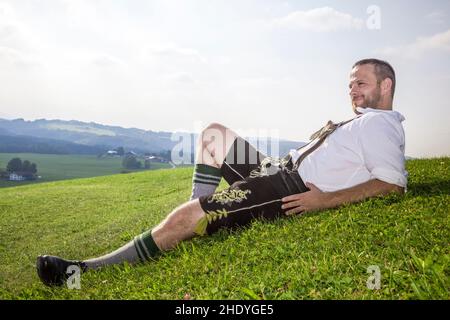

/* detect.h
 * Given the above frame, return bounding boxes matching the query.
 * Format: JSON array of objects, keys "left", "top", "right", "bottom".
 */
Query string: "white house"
[
  {"left": 9, "top": 173, "right": 26, "bottom": 181},
  {"left": 144, "top": 156, "right": 167, "bottom": 163}
]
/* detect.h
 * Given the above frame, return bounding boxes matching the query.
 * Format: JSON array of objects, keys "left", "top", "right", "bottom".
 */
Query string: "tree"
[
  {"left": 115, "top": 147, "right": 125, "bottom": 156},
  {"left": 30, "top": 163, "right": 37, "bottom": 174},
  {"left": 122, "top": 155, "right": 142, "bottom": 169},
  {"left": 22, "top": 160, "right": 31, "bottom": 173},
  {"left": 6, "top": 158, "right": 22, "bottom": 173},
  {"left": 158, "top": 150, "right": 171, "bottom": 161}
]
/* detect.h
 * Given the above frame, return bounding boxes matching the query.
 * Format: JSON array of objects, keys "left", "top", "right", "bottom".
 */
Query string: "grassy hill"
[{"left": 0, "top": 158, "right": 448, "bottom": 299}]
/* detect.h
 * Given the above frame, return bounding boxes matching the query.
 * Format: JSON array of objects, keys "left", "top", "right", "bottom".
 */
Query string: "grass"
[
  {"left": 0, "top": 158, "right": 448, "bottom": 299},
  {"left": 0, "top": 153, "right": 172, "bottom": 188}
]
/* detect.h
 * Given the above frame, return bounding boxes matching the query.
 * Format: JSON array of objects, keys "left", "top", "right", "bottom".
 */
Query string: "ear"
[{"left": 380, "top": 78, "right": 393, "bottom": 96}]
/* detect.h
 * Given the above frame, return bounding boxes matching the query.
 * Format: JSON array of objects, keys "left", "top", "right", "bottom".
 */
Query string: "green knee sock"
[
  {"left": 133, "top": 229, "right": 161, "bottom": 262},
  {"left": 190, "top": 164, "right": 222, "bottom": 200},
  {"left": 83, "top": 229, "right": 160, "bottom": 269}
]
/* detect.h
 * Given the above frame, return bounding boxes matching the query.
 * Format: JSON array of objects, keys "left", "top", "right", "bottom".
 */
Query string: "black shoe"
[{"left": 36, "top": 255, "right": 87, "bottom": 287}]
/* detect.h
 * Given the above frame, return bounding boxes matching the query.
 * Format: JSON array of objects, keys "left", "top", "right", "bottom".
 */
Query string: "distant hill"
[
  {"left": 0, "top": 118, "right": 305, "bottom": 158},
  {"left": 0, "top": 134, "right": 108, "bottom": 155},
  {"left": 0, "top": 118, "right": 175, "bottom": 154}
]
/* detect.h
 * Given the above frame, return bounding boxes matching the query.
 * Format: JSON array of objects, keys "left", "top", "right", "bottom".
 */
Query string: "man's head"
[{"left": 349, "top": 58, "right": 396, "bottom": 114}]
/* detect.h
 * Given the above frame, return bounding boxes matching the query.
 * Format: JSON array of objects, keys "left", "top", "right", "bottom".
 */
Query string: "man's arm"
[{"left": 281, "top": 179, "right": 404, "bottom": 215}]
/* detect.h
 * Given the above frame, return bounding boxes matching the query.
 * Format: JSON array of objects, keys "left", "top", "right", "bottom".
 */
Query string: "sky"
[{"left": 0, "top": 0, "right": 449, "bottom": 158}]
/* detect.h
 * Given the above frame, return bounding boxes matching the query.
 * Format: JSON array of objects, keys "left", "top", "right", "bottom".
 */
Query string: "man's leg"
[
  {"left": 37, "top": 124, "right": 266, "bottom": 286},
  {"left": 87, "top": 200, "right": 204, "bottom": 263},
  {"left": 37, "top": 167, "right": 307, "bottom": 286},
  {"left": 36, "top": 200, "right": 206, "bottom": 286},
  {"left": 190, "top": 123, "right": 240, "bottom": 200}
]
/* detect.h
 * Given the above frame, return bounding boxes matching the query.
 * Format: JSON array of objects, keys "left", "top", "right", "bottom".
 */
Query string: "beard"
[{"left": 352, "top": 85, "right": 382, "bottom": 113}]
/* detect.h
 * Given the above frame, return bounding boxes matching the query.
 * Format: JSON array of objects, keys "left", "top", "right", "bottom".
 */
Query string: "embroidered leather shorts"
[{"left": 196, "top": 137, "right": 309, "bottom": 236}]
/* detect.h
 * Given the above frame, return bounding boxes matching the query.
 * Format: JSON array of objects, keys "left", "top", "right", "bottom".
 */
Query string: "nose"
[{"left": 349, "top": 84, "right": 358, "bottom": 97}]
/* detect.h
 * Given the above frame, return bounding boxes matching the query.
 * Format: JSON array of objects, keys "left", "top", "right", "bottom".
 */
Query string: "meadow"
[
  {"left": 0, "top": 153, "right": 172, "bottom": 188},
  {"left": 0, "top": 158, "right": 448, "bottom": 299}
]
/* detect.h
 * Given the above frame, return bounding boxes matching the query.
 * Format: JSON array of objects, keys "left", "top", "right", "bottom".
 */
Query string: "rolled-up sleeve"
[{"left": 358, "top": 115, "right": 408, "bottom": 188}]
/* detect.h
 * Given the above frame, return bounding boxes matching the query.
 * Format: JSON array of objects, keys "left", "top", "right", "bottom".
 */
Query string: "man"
[{"left": 36, "top": 58, "right": 407, "bottom": 286}]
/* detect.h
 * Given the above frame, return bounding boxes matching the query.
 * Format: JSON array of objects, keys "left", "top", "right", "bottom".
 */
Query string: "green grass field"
[
  {"left": 0, "top": 158, "right": 448, "bottom": 300},
  {"left": 0, "top": 153, "right": 172, "bottom": 188}
]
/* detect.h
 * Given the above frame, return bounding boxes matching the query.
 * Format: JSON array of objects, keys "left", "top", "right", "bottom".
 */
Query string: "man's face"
[{"left": 349, "top": 64, "right": 382, "bottom": 114}]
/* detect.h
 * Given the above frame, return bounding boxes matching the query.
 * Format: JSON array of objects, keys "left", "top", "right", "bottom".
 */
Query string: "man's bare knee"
[
  {"left": 198, "top": 123, "right": 239, "bottom": 165},
  {"left": 203, "top": 122, "right": 228, "bottom": 133},
  {"left": 200, "top": 123, "right": 228, "bottom": 147}
]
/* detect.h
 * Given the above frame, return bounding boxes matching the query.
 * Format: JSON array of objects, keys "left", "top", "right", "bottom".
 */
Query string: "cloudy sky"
[{"left": 0, "top": 0, "right": 449, "bottom": 158}]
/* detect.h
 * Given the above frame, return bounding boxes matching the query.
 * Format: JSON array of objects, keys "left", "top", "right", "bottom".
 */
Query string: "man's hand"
[
  {"left": 281, "top": 179, "right": 404, "bottom": 216},
  {"left": 281, "top": 182, "right": 330, "bottom": 215}
]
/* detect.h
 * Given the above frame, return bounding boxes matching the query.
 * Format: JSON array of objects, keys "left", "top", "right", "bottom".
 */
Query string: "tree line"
[
  {"left": 0, "top": 157, "right": 38, "bottom": 180},
  {"left": 6, "top": 158, "right": 37, "bottom": 174}
]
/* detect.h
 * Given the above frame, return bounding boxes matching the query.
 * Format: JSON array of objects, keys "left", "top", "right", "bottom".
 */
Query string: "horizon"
[
  {"left": 0, "top": 0, "right": 449, "bottom": 158},
  {"left": 0, "top": 116, "right": 440, "bottom": 160},
  {"left": 0, "top": 116, "right": 303, "bottom": 143}
]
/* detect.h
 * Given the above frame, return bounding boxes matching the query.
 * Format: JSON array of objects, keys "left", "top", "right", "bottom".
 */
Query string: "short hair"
[{"left": 352, "top": 58, "right": 396, "bottom": 99}]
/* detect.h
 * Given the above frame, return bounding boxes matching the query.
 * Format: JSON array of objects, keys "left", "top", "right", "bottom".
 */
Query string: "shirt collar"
[{"left": 356, "top": 107, "right": 405, "bottom": 122}]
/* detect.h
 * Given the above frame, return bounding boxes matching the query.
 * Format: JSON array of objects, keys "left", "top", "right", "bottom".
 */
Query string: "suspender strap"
[{"left": 292, "top": 115, "right": 361, "bottom": 170}]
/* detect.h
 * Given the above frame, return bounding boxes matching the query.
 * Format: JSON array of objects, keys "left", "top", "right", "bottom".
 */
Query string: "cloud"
[
  {"left": 163, "top": 72, "right": 196, "bottom": 84},
  {"left": 144, "top": 43, "right": 207, "bottom": 63},
  {"left": 425, "top": 11, "right": 447, "bottom": 25},
  {"left": 0, "top": 2, "right": 20, "bottom": 41},
  {"left": 0, "top": 2, "right": 33, "bottom": 50},
  {"left": 91, "top": 54, "right": 125, "bottom": 68},
  {"left": 377, "top": 29, "right": 450, "bottom": 59},
  {"left": 62, "top": 0, "right": 101, "bottom": 31},
  {"left": 0, "top": 45, "right": 40, "bottom": 68},
  {"left": 0, "top": 23, "right": 18, "bottom": 40},
  {"left": 135, "top": 43, "right": 210, "bottom": 82},
  {"left": 0, "top": 2, "right": 15, "bottom": 20},
  {"left": 0, "top": 1, "right": 42, "bottom": 69},
  {"left": 270, "top": 7, "right": 364, "bottom": 32}
]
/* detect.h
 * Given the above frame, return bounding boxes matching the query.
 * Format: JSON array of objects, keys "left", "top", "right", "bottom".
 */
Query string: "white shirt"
[{"left": 289, "top": 107, "right": 408, "bottom": 192}]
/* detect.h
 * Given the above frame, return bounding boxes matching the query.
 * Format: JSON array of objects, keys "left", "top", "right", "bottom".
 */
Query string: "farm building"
[{"left": 8, "top": 172, "right": 36, "bottom": 181}]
